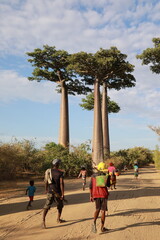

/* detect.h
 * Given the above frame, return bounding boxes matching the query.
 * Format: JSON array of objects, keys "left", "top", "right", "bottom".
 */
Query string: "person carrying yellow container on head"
[{"left": 89, "top": 162, "right": 110, "bottom": 233}]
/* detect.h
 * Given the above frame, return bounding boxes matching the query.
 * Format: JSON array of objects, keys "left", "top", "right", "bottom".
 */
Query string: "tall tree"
[
  {"left": 95, "top": 47, "right": 135, "bottom": 157},
  {"left": 137, "top": 38, "right": 160, "bottom": 74},
  {"left": 80, "top": 92, "right": 120, "bottom": 158},
  {"left": 69, "top": 52, "right": 104, "bottom": 164},
  {"left": 69, "top": 47, "right": 135, "bottom": 164},
  {"left": 26, "top": 45, "right": 90, "bottom": 148}
]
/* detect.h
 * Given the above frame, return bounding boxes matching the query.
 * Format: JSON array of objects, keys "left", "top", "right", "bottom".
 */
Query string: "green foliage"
[
  {"left": 42, "top": 141, "right": 92, "bottom": 177},
  {"left": 110, "top": 149, "right": 130, "bottom": 169},
  {"left": 105, "top": 156, "right": 127, "bottom": 170},
  {"left": 80, "top": 92, "right": 120, "bottom": 113},
  {"left": 137, "top": 38, "right": 160, "bottom": 74},
  {"left": 111, "top": 147, "right": 153, "bottom": 169},
  {"left": 0, "top": 143, "right": 20, "bottom": 180},
  {"left": 127, "top": 147, "right": 153, "bottom": 167},
  {"left": 0, "top": 139, "right": 154, "bottom": 180},
  {"left": 69, "top": 47, "right": 136, "bottom": 89},
  {"left": 153, "top": 146, "right": 160, "bottom": 169},
  {"left": 26, "top": 45, "right": 91, "bottom": 95},
  {"left": 0, "top": 140, "right": 92, "bottom": 180},
  {"left": 42, "top": 142, "right": 70, "bottom": 171},
  {"left": 68, "top": 142, "right": 92, "bottom": 176}
]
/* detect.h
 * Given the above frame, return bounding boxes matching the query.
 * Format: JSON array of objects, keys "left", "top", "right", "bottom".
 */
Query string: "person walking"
[
  {"left": 134, "top": 162, "right": 139, "bottom": 179},
  {"left": 78, "top": 166, "right": 87, "bottom": 191},
  {"left": 25, "top": 180, "right": 36, "bottom": 210},
  {"left": 108, "top": 162, "right": 117, "bottom": 190},
  {"left": 42, "top": 159, "right": 65, "bottom": 229},
  {"left": 89, "top": 162, "right": 110, "bottom": 233}
]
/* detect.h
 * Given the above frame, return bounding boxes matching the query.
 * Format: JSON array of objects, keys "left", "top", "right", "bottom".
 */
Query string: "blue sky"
[{"left": 0, "top": 0, "right": 160, "bottom": 151}]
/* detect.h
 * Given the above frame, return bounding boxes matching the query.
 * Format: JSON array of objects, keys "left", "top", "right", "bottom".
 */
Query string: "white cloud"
[
  {"left": 0, "top": 0, "right": 160, "bottom": 150},
  {"left": 0, "top": 0, "right": 159, "bottom": 55},
  {"left": 0, "top": 0, "right": 159, "bottom": 121},
  {"left": 0, "top": 70, "right": 59, "bottom": 103},
  {"left": 108, "top": 53, "right": 160, "bottom": 124}
]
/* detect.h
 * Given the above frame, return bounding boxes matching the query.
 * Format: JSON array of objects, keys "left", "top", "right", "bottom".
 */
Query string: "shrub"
[
  {"left": 111, "top": 147, "right": 153, "bottom": 169},
  {"left": 42, "top": 141, "right": 92, "bottom": 177},
  {"left": 153, "top": 145, "right": 160, "bottom": 169},
  {"left": 127, "top": 147, "right": 153, "bottom": 167}
]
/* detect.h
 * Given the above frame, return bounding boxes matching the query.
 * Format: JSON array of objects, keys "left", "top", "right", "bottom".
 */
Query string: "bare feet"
[
  {"left": 101, "top": 227, "right": 109, "bottom": 233},
  {"left": 42, "top": 221, "right": 46, "bottom": 229},
  {"left": 91, "top": 223, "right": 97, "bottom": 233},
  {"left": 57, "top": 219, "right": 66, "bottom": 223}
]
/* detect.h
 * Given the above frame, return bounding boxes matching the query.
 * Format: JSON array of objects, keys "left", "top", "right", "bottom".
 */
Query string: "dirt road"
[{"left": 0, "top": 165, "right": 160, "bottom": 240}]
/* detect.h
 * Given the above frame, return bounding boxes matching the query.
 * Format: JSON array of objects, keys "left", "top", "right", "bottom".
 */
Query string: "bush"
[
  {"left": 127, "top": 147, "right": 153, "bottom": 167},
  {"left": 111, "top": 147, "right": 153, "bottom": 169},
  {"left": 0, "top": 139, "right": 154, "bottom": 180},
  {"left": 153, "top": 145, "right": 160, "bottom": 169},
  {"left": 42, "top": 141, "right": 92, "bottom": 177},
  {"left": 0, "top": 143, "right": 20, "bottom": 180},
  {"left": 0, "top": 140, "right": 44, "bottom": 180}
]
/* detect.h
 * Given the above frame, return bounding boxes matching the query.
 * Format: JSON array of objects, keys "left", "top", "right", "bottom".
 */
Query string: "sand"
[{"left": 0, "top": 165, "right": 160, "bottom": 240}]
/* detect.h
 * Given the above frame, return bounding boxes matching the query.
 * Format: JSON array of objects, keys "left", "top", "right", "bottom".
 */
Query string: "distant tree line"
[{"left": 0, "top": 140, "right": 154, "bottom": 180}]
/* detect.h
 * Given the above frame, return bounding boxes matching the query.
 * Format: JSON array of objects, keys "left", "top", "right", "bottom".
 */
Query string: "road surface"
[{"left": 0, "top": 165, "right": 160, "bottom": 240}]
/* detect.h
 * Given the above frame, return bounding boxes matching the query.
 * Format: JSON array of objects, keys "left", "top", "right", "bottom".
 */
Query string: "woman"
[{"left": 108, "top": 162, "right": 116, "bottom": 190}]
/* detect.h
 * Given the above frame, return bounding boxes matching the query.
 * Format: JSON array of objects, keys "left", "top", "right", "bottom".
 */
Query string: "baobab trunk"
[
  {"left": 92, "top": 79, "right": 104, "bottom": 166},
  {"left": 59, "top": 81, "right": 69, "bottom": 148},
  {"left": 102, "top": 82, "right": 110, "bottom": 158}
]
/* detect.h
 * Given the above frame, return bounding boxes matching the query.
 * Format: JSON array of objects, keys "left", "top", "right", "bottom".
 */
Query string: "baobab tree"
[
  {"left": 95, "top": 47, "right": 135, "bottom": 158},
  {"left": 27, "top": 45, "right": 90, "bottom": 148},
  {"left": 69, "top": 47, "right": 135, "bottom": 164}
]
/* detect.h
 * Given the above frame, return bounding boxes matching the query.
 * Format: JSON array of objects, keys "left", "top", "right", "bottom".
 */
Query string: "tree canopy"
[
  {"left": 68, "top": 47, "right": 136, "bottom": 89},
  {"left": 137, "top": 38, "right": 160, "bottom": 74},
  {"left": 26, "top": 45, "right": 91, "bottom": 95},
  {"left": 80, "top": 92, "right": 120, "bottom": 113}
]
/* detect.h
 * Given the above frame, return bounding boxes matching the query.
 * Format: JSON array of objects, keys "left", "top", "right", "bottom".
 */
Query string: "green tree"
[
  {"left": 80, "top": 92, "right": 120, "bottom": 113},
  {"left": 42, "top": 141, "right": 92, "bottom": 176},
  {"left": 138, "top": 38, "right": 160, "bottom": 146},
  {"left": 137, "top": 38, "right": 160, "bottom": 74},
  {"left": 26, "top": 45, "right": 90, "bottom": 148},
  {"left": 69, "top": 47, "right": 135, "bottom": 164}
]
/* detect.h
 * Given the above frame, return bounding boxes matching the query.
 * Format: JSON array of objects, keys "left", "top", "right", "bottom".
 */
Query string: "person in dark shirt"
[
  {"left": 89, "top": 162, "right": 110, "bottom": 233},
  {"left": 42, "top": 159, "right": 65, "bottom": 228}
]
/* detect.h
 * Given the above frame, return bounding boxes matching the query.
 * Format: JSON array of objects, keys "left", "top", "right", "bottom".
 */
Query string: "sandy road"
[{"left": 0, "top": 165, "right": 160, "bottom": 240}]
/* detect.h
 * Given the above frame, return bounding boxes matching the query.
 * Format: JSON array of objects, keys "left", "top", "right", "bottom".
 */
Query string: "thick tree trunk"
[
  {"left": 59, "top": 81, "right": 69, "bottom": 148},
  {"left": 102, "top": 82, "right": 110, "bottom": 158},
  {"left": 92, "top": 79, "right": 104, "bottom": 166}
]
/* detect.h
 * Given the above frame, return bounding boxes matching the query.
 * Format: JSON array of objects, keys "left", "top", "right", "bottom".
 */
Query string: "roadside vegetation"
[{"left": 0, "top": 140, "right": 154, "bottom": 180}]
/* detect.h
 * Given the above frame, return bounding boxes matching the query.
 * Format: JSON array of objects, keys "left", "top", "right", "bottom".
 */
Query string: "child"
[
  {"left": 78, "top": 167, "right": 87, "bottom": 191},
  {"left": 26, "top": 180, "right": 36, "bottom": 210},
  {"left": 134, "top": 163, "right": 139, "bottom": 179}
]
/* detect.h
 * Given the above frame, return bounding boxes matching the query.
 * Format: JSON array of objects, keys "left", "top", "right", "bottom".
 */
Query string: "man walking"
[
  {"left": 42, "top": 159, "right": 65, "bottom": 228},
  {"left": 89, "top": 162, "right": 110, "bottom": 233}
]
